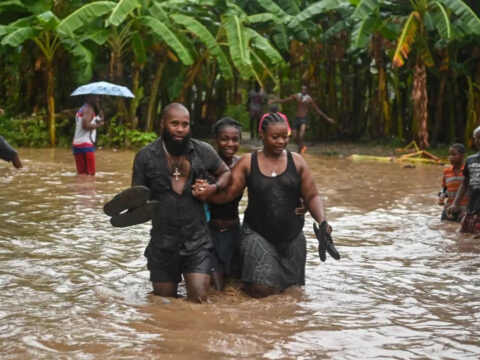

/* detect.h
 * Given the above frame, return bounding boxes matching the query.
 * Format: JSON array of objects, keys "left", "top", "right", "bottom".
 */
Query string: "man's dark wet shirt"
[
  {"left": 463, "top": 153, "right": 480, "bottom": 215},
  {"left": 132, "top": 138, "right": 223, "bottom": 255}
]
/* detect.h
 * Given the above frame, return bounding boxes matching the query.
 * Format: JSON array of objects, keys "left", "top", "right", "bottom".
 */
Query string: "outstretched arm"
[
  {"left": 311, "top": 100, "right": 335, "bottom": 124},
  {"left": 270, "top": 93, "right": 296, "bottom": 104}
]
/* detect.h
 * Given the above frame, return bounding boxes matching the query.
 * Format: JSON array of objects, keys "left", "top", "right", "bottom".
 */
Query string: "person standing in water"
[
  {"left": 208, "top": 117, "right": 243, "bottom": 290},
  {"left": 72, "top": 94, "right": 104, "bottom": 175},
  {"left": 438, "top": 143, "right": 468, "bottom": 222},
  {"left": 131, "top": 103, "right": 231, "bottom": 303},
  {"left": 193, "top": 113, "right": 332, "bottom": 298},
  {"left": 448, "top": 126, "right": 480, "bottom": 234},
  {"left": 271, "top": 85, "right": 334, "bottom": 154},
  {"left": 246, "top": 82, "right": 267, "bottom": 140}
]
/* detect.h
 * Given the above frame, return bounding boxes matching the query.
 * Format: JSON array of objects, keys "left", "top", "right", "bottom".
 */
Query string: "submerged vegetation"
[{"left": 0, "top": 0, "right": 479, "bottom": 149}]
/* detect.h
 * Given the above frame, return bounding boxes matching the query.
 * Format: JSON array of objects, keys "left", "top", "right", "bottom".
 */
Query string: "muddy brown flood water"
[{"left": 0, "top": 147, "right": 479, "bottom": 359}]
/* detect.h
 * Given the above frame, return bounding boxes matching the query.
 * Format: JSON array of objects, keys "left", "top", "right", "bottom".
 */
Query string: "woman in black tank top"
[{"left": 193, "top": 113, "right": 332, "bottom": 298}]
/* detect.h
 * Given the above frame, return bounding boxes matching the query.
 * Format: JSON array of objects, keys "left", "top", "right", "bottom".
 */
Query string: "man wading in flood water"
[
  {"left": 271, "top": 85, "right": 334, "bottom": 154},
  {"left": 131, "top": 103, "right": 231, "bottom": 303}
]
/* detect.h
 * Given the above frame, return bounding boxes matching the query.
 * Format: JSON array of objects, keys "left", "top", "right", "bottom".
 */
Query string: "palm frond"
[{"left": 392, "top": 12, "right": 419, "bottom": 68}]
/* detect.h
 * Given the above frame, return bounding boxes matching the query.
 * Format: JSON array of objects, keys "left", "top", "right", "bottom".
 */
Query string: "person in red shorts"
[
  {"left": 448, "top": 127, "right": 480, "bottom": 233},
  {"left": 72, "top": 95, "right": 104, "bottom": 175},
  {"left": 438, "top": 143, "right": 468, "bottom": 222}
]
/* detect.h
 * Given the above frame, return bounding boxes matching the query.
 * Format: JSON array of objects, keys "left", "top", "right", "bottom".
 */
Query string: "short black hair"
[
  {"left": 213, "top": 117, "right": 242, "bottom": 135},
  {"left": 450, "top": 143, "right": 466, "bottom": 154},
  {"left": 260, "top": 112, "right": 286, "bottom": 132}
]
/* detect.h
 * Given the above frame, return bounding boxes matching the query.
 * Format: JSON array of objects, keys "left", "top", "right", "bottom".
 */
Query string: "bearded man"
[{"left": 131, "top": 103, "right": 231, "bottom": 302}]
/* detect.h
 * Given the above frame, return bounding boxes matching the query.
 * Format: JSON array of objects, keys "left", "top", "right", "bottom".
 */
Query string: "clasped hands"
[{"left": 192, "top": 178, "right": 217, "bottom": 202}]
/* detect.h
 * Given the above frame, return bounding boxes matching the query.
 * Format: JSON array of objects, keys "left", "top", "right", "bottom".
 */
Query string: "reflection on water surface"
[{"left": 0, "top": 148, "right": 479, "bottom": 359}]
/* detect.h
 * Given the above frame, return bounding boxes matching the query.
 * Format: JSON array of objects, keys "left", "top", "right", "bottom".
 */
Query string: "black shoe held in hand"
[
  {"left": 313, "top": 221, "right": 340, "bottom": 261},
  {"left": 103, "top": 186, "right": 151, "bottom": 217},
  {"left": 110, "top": 200, "right": 158, "bottom": 228}
]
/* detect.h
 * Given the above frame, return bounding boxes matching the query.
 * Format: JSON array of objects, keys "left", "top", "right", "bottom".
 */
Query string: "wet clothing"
[
  {"left": 240, "top": 223, "right": 306, "bottom": 290},
  {"left": 74, "top": 152, "right": 96, "bottom": 176},
  {"left": 244, "top": 150, "right": 304, "bottom": 245},
  {"left": 292, "top": 117, "right": 308, "bottom": 130},
  {"left": 72, "top": 104, "right": 99, "bottom": 175},
  {"left": 462, "top": 153, "right": 480, "bottom": 215},
  {"left": 132, "top": 138, "right": 224, "bottom": 273},
  {"left": 210, "top": 223, "right": 241, "bottom": 277},
  {"left": 0, "top": 135, "right": 18, "bottom": 162},
  {"left": 209, "top": 195, "right": 241, "bottom": 221},
  {"left": 148, "top": 243, "right": 214, "bottom": 283},
  {"left": 441, "top": 165, "right": 468, "bottom": 208},
  {"left": 460, "top": 213, "right": 480, "bottom": 234}
]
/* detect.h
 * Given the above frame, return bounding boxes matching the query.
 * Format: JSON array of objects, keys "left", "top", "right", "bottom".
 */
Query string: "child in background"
[
  {"left": 449, "top": 127, "right": 480, "bottom": 233},
  {"left": 439, "top": 143, "right": 468, "bottom": 221}
]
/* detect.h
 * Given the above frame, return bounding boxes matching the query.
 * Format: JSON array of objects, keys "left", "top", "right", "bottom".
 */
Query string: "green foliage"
[
  {"left": 99, "top": 116, "right": 157, "bottom": 148},
  {"left": 224, "top": 103, "right": 250, "bottom": 130},
  {"left": 125, "top": 129, "right": 158, "bottom": 148},
  {"left": 0, "top": 115, "right": 50, "bottom": 147}
]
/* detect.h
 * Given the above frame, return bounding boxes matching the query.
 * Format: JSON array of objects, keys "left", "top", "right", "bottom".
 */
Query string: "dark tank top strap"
[{"left": 250, "top": 150, "right": 259, "bottom": 175}]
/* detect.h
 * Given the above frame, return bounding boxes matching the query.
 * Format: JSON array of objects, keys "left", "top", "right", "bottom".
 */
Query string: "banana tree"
[
  {"left": 350, "top": 0, "right": 400, "bottom": 137},
  {"left": 392, "top": 0, "right": 480, "bottom": 148},
  {"left": 0, "top": 1, "right": 115, "bottom": 146}
]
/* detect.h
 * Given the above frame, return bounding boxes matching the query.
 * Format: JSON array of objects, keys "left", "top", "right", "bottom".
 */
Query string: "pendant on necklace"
[
  {"left": 271, "top": 171, "right": 277, "bottom": 177},
  {"left": 173, "top": 167, "right": 180, "bottom": 181}
]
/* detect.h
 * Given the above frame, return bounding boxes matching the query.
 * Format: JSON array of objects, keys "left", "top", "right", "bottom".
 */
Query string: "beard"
[{"left": 162, "top": 127, "right": 191, "bottom": 156}]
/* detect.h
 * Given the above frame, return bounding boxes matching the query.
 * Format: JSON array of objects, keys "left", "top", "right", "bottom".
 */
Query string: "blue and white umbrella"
[{"left": 70, "top": 81, "right": 134, "bottom": 98}]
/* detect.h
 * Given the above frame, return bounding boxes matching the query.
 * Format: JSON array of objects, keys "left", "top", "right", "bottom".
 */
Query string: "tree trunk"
[
  {"left": 432, "top": 72, "right": 447, "bottom": 145},
  {"left": 391, "top": 69, "right": 404, "bottom": 140},
  {"left": 129, "top": 64, "right": 143, "bottom": 130},
  {"left": 412, "top": 58, "right": 429, "bottom": 148},
  {"left": 146, "top": 61, "right": 165, "bottom": 132},
  {"left": 46, "top": 60, "right": 55, "bottom": 147},
  {"left": 372, "top": 33, "right": 391, "bottom": 137}
]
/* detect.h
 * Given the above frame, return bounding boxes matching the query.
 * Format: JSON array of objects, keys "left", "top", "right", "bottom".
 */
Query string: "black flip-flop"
[
  {"left": 110, "top": 200, "right": 158, "bottom": 228},
  {"left": 313, "top": 221, "right": 340, "bottom": 261},
  {"left": 103, "top": 186, "right": 151, "bottom": 217}
]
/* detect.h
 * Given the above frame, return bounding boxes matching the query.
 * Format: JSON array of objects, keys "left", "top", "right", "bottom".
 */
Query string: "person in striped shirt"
[{"left": 439, "top": 143, "right": 468, "bottom": 222}]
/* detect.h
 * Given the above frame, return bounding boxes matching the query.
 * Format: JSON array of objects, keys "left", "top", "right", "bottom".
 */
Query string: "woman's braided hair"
[
  {"left": 213, "top": 117, "right": 242, "bottom": 136},
  {"left": 260, "top": 112, "right": 286, "bottom": 132}
]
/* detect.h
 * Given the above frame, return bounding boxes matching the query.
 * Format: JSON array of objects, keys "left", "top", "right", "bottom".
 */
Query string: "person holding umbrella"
[
  {"left": 72, "top": 94, "right": 104, "bottom": 175},
  {"left": 70, "top": 81, "right": 134, "bottom": 175}
]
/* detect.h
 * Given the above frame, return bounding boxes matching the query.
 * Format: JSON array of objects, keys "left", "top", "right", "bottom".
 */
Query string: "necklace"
[
  {"left": 263, "top": 152, "right": 283, "bottom": 177},
  {"left": 162, "top": 142, "right": 183, "bottom": 181}
]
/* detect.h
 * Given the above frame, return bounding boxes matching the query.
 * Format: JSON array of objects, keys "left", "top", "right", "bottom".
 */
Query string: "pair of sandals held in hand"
[
  {"left": 313, "top": 221, "right": 340, "bottom": 262},
  {"left": 103, "top": 186, "right": 156, "bottom": 227}
]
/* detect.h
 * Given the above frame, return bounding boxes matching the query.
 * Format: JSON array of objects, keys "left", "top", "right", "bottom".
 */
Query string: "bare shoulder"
[
  {"left": 291, "top": 151, "right": 309, "bottom": 173},
  {"left": 291, "top": 151, "right": 307, "bottom": 165},
  {"left": 238, "top": 153, "right": 252, "bottom": 166}
]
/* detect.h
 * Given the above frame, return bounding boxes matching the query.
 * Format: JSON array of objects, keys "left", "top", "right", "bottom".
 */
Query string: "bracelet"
[{"left": 214, "top": 183, "right": 220, "bottom": 193}]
